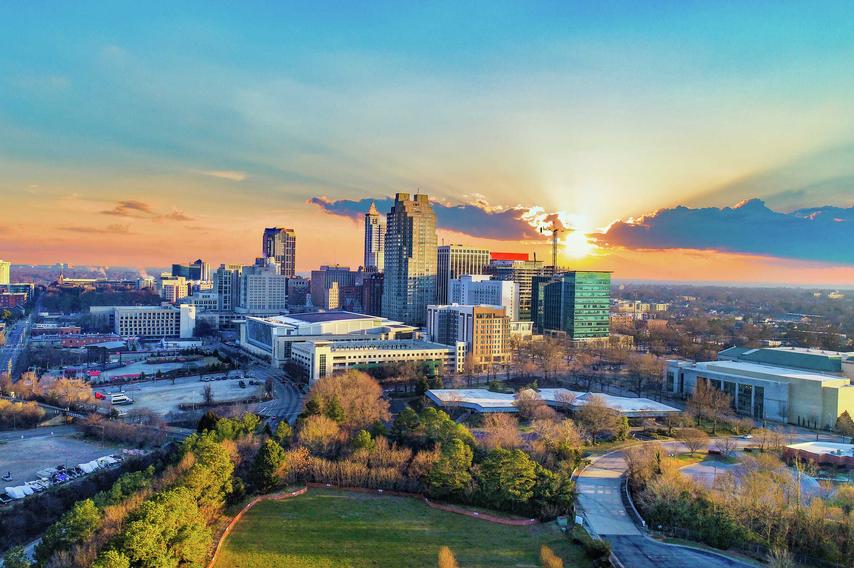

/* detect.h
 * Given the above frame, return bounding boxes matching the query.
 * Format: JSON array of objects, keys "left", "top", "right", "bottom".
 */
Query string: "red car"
[{"left": 94, "top": 392, "right": 106, "bottom": 400}]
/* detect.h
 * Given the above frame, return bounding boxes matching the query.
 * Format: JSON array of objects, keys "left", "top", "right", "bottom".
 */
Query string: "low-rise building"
[
  {"left": 90, "top": 305, "right": 196, "bottom": 339},
  {"left": 239, "top": 311, "right": 419, "bottom": 368},
  {"left": 425, "top": 388, "right": 679, "bottom": 417},
  {"left": 718, "top": 346, "right": 854, "bottom": 380},
  {"left": 292, "top": 339, "right": 465, "bottom": 383},
  {"left": 666, "top": 359, "right": 854, "bottom": 428}
]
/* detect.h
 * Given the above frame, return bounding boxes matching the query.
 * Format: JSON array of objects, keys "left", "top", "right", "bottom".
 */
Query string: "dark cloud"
[
  {"left": 309, "top": 196, "right": 544, "bottom": 240},
  {"left": 99, "top": 201, "right": 193, "bottom": 223},
  {"left": 595, "top": 199, "right": 853, "bottom": 264},
  {"left": 61, "top": 224, "right": 132, "bottom": 235},
  {"left": 162, "top": 209, "right": 194, "bottom": 222},
  {"left": 100, "top": 200, "right": 156, "bottom": 218}
]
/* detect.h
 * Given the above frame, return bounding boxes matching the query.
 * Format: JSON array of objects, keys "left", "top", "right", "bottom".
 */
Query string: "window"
[
  {"left": 737, "top": 383, "right": 753, "bottom": 415},
  {"left": 753, "top": 386, "right": 764, "bottom": 419}
]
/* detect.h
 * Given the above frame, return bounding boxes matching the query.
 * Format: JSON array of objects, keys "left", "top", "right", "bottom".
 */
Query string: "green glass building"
[{"left": 531, "top": 271, "right": 611, "bottom": 339}]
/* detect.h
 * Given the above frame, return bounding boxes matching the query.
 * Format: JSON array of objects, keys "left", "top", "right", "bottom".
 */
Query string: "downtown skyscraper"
[
  {"left": 363, "top": 201, "right": 385, "bottom": 271},
  {"left": 381, "top": 193, "right": 437, "bottom": 327},
  {"left": 261, "top": 228, "right": 296, "bottom": 277}
]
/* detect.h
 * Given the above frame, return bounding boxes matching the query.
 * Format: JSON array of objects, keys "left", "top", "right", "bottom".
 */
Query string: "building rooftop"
[
  {"left": 718, "top": 345, "right": 852, "bottom": 374},
  {"left": 693, "top": 360, "right": 847, "bottom": 383},
  {"left": 787, "top": 441, "right": 854, "bottom": 457},
  {"left": 288, "top": 311, "right": 372, "bottom": 323},
  {"left": 313, "top": 339, "right": 452, "bottom": 351},
  {"left": 426, "top": 388, "right": 680, "bottom": 416}
]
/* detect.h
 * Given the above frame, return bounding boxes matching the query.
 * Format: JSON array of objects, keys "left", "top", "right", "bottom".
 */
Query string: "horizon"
[{"left": 1, "top": 3, "right": 852, "bottom": 285}]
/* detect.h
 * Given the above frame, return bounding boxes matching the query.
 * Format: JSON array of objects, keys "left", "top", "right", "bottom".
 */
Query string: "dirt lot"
[
  {"left": 0, "top": 428, "right": 119, "bottom": 484},
  {"left": 98, "top": 375, "right": 263, "bottom": 416}
]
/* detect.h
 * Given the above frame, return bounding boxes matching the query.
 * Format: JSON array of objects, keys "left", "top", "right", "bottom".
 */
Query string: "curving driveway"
[{"left": 575, "top": 442, "right": 756, "bottom": 568}]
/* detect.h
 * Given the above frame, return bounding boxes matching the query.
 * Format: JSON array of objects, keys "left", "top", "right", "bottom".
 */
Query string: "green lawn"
[{"left": 215, "top": 489, "right": 591, "bottom": 568}]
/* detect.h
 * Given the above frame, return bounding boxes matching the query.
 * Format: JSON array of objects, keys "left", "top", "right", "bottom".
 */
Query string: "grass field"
[{"left": 214, "top": 489, "right": 592, "bottom": 568}]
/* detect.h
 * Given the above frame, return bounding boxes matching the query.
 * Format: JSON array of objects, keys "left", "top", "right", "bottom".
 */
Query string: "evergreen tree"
[
  {"left": 252, "top": 438, "right": 287, "bottom": 492},
  {"left": 426, "top": 439, "right": 473, "bottom": 497},
  {"left": 197, "top": 410, "right": 220, "bottom": 433}
]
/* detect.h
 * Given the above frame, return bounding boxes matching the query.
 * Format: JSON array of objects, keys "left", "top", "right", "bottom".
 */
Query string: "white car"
[{"left": 110, "top": 393, "right": 134, "bottom": 405}]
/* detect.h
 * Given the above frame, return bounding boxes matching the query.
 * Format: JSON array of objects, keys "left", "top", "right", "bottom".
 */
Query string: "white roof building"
[{"left": 426, "top": 388, "right": 680, "bottom": 417}]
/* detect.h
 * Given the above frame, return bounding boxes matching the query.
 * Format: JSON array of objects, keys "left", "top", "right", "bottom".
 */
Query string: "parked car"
[
  {"left": 238, "top": 380, "right": 246, "bottom": 389},
  {"left": 110, "top": 393, "right": 134, "bottom": 405}
]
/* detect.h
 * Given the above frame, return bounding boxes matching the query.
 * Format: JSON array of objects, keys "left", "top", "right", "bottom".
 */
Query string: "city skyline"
[{"left": 1, "top": 3, "right": 853, "bottom": 285}]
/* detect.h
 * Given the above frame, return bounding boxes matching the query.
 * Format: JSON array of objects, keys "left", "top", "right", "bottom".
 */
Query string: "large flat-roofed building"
[
  {"left": 237, "top": 263, "right": 288, "bottom": 315},
  {"left": 89, "top": 304, "right": 196, "bottom": 339},
  {"left": 239, "top": 310, "right": 419, "bottom": 368},
  {"left": 292, "top": 339, "right": 465, "bottom": 383},
  {"left": 426, "top": 388, "right": 679, "bottom": 417},
  {"left": 666, "top": 359, "right": 854, "bottom": 429},
  {"left": 719, "top": 346, "right": 854, "bottom": 380}
]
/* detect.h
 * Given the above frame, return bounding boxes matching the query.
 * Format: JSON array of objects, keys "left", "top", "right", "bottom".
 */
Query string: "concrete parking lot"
[
  {"left": 0, "top": 428, "right": 118, "bottom": 483},
  {"left": 100, "top": 374, "right": 263, "bottom": 416}
]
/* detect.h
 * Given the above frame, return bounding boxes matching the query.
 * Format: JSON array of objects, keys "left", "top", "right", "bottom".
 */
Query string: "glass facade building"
[{"left": 530, "top": 271, "right": 611, "bottom": 339}]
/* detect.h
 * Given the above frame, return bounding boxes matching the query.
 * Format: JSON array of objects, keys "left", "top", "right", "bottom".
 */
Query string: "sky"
[{"left": 0, "top": 2, "right": 852, "bottom": 286}]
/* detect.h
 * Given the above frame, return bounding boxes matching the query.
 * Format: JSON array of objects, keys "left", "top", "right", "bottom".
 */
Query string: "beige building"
[
  {"left": 160, "top": 274, "right": 190, "bottom": 303},
  {"left": 426, "top": 304, "right": 511, "bottom": 371},
  {"left": 667, "top": 359, "right": 854, "bottom": 429},
  {"left": 0, "top": 260, "right": 10, "bottom": 286}
]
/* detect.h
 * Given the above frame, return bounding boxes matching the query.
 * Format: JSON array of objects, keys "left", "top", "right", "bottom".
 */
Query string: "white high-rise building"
[
  {"left": 237, "top": 262, "right": 288, "bottom": 315},
  {"left": 449, "top": 275, "right": 519, "bottom": 321},
  {"left": 381, "top": 193, "right": 438, "bottom": 327},
  {"left": 0, "top": 260, "right": 10, "bottom": 286},
  {"left": 436, "top": 245, "right": 490, "bottom": 304},
  {"left": 364, "top": 201, "right": 385, "bottom": 271}
]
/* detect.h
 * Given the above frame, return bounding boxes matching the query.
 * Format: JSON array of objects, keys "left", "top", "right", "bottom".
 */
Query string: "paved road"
[
  {"left": 251, "top": 365, "right": 303, "bottom": 424},
  {"left": 576, "top": 430, "right": 837, "bottom": 567},
  {"left": 0, "top": 317, "right": 30, "bottom": 377}
]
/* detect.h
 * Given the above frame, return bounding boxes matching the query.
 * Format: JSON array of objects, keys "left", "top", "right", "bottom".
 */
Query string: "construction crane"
[{"left": 539, "top": 221, "right": 564, "bottom": 275}]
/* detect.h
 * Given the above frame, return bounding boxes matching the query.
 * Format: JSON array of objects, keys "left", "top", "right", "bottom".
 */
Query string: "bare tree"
[
  {"left": 714, "top": 436, "right": 738, "bottom": 457},
  {"left": 575, "top": 395, "right": 622, "bottom": 444},
  {"left": 678, "top": 427, "right": 709, "bottom": 455},
  {"left": 202, "top": 384, "right": 214, "bottom": 406},
  {"left": 686, "top": 379, "right": 731, "bottom": 434},
  {"left": 513, "top": 389, "right": 546, "bottom": 421},
  {"left": 481, "top": 413, "right": 523, "bottom": 450}
]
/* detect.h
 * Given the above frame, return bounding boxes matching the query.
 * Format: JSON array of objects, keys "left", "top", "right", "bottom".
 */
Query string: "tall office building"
[
  {"left": 310, "top": 265, "right": 359, "bottom": 310},
  {"left": 0, "top": 260, "right": 10, "bottom": 286},
  {"left": 214, "top": 264, "right": 244, "bottom": 313},
  {"left": 361, "top": 271, "right": 384, "bottom": 316},
  {"left": 262, "top": 228, "right": 297, "bottom": 277},
  {"left": 381, "top": 193, "right": 438, "bottom": 327},
  {"left": 530, "top": 271, "right": 611, "bottom": 339},
  {"left": 487, "top": 252, "right": 545, "bottom": 321},
  {"left": 237, "top": 262, "right": 288, "bottom": 315},
  {"left": 436, "top": 245, "right": 490, "bottom": 304},
  {"left": 364, "top": 201, "right": 385, "bottom": 271}
]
